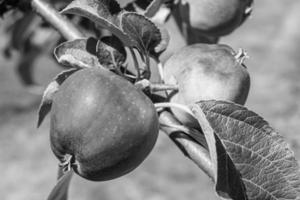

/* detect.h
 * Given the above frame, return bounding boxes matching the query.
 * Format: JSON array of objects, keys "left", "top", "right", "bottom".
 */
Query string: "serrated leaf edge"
[{"left": 120, "top": 11, "right": 162, "bottom": 54}]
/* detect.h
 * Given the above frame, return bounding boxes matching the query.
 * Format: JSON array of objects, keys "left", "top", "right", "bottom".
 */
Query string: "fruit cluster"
[{"left": 35, "top": 0, "right": 252, "bottom": 182}]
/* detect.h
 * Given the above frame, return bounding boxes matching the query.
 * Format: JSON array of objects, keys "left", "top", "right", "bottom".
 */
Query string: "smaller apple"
[
  {"left": 176, "top": 0, "right": 253, "bottom": 37},
  {"left": 164, "top": 43, "right": 250, "bottom": 128}
]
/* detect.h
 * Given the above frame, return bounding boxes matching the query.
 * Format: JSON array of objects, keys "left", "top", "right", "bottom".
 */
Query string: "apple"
[
  {"left": 163, "top": 43, "right": 250, "bottom": 128},
  {"left": 176, "top": 0, "right": 253, "bottom": 37},
  {"left": 50, "top": 67, "right": 159, "bottom": 181}
]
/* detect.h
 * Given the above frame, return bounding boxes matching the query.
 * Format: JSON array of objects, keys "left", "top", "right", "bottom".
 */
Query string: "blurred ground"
[{"left": 1, "top": 0, "right": 300, "bottom": 199}]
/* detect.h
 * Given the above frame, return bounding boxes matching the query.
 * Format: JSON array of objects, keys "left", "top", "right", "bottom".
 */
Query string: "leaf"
[
  {"left": 37, "top": 68, "right": 79, "bottom": 127},
  {"left": 61, "top": 0, "right": 132, "bottom": 46},
  {"left": 192, "top": 101, "right": 247, "bottom": 200},
  {"left": 47, "top": 170, "right": 73, "bottom": 200},
  {"left": 54, "top": 37, "right": 100, "bottom": 68},
  {"left": 191, "top": 100, "right": 300, "bottom": 200},
  {"left": 96, "top": 35, "right": 127, "bottom": 69},
  {"left": 54, "top": 37, "right": 103, "bottom": 69},
  {"left": 144, "top": 0, "right": 164, "bottom": 18},
  {"left": 121, "top": 12, "right": 162, "bottom": 56}
]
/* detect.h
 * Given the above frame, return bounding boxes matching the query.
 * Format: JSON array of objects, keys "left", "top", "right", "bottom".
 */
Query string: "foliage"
[{"left": 2, "top": 0, "right": 300, "bottom": 200}]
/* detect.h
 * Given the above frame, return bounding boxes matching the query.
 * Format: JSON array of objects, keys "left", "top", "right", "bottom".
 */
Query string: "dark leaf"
[
  {"left": 47, "top": 170, "right": 73, "bottom": 200},
  {"left": 96, "top": 35, "right": 126, "bottom": 69},
  {"left": 192, "top": 100, "right": 300, "bottom": 200},
  {"left": 37, "top": 68, "right": 79, "bottom": 127},
  {"left": 61, "top": 0, "right": 132, "bottom": 46},
  {"left": 54, "top": 37, "right": 102, "bottom": 68},
  {"left": 121, "top": 12, "right": 162, "bottom": 56}
]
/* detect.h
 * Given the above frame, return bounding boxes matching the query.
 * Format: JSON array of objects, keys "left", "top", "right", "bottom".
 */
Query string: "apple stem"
[
  {"left": 150, "top": 83, "right": 178, "bottom": 92},
  {"left": 144, "top": 53, "right": 151, "bottom": 79},
  {"left": 154, "top": 102, "right": 194, "bottom": 117},
  {"left": 135, "top": 80, "right": 178, "bottom": 93},
  {"left": 157, "top": 62, "right": 165, "bottom": 82}
]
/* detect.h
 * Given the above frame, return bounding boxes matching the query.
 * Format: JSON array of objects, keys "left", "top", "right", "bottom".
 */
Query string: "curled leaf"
[
  {"left": 37, "top": 68, "right": 79, "bottom": 127},
  {"left": 54, "top": 37, "right": 102, "bottom": 68},
  {"left": 192, "top": 100, "right": 300, "bottom": 200}
]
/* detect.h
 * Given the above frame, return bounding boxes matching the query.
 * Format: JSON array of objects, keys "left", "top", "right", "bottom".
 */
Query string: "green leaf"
[
  {"left": 96, "top": 35, "right": 127, "bottom": 69},
  {"left": 121, "top": 12, "right": 162, "bottom": 56},
  {"left": 47, "top": 170, "right": 73, "bottom": 200},
  {"left": 37, "top": 68, "right": 79, "bottom": 127},
  {"left": 54, "top": 37, "right": 102, "bottom": 69},
  {"left": 61, "top": 0, "right": 132, "bottom": 46},
  {"left": 192, "top": 100, "right": 300, "bottom": 200}
]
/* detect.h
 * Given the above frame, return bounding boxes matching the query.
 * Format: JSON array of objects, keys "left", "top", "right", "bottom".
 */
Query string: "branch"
[
  {"left": 158, "top": 110, "right": 214, "bottom": 182},
  {"left": 30, "top": 0, "right": 84, "bottom": 40}
]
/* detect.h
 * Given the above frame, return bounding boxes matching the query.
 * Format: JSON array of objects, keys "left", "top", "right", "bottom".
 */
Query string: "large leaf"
[
  {"left": 61, "top": 0, "right": 132, "bottom": 46},
  {"left": 37, "top": 68, "right": 79, "bottom": 127},
  {"left": 54, "top": 37, "right": 102, "bottom": 69},
  {"left": 47, "top": 170, "right": 73, "bottom": 200},
  {"left": 121, "top": 12, "right": 162, "bottom": 56},
  {"left": 191, "top": 100, "right": 300, "bottom": 200}
]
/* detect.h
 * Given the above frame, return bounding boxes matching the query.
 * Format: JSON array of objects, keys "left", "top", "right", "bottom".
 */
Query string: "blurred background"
[{"left": 1, "top": 0, "right": 300, "bottom": 199}]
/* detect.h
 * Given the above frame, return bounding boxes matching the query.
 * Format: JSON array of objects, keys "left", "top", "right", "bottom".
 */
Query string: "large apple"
[
  {"left": 164, "top": 43, "right": 250, "bottom": 128},
  {"left": 50, "top": 67, "right": 159, "bottom": 181}
]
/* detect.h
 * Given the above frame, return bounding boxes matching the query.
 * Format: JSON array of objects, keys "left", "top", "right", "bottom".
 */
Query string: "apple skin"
[
  {"left": 164, "top": 43, "right": 250, "bottom": 128},
  {"left": 177, "top": 0, "right": 253, "bottom": 37},
  {"left": 50, "top": 68, "right": 159, "bottom": 181}
]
